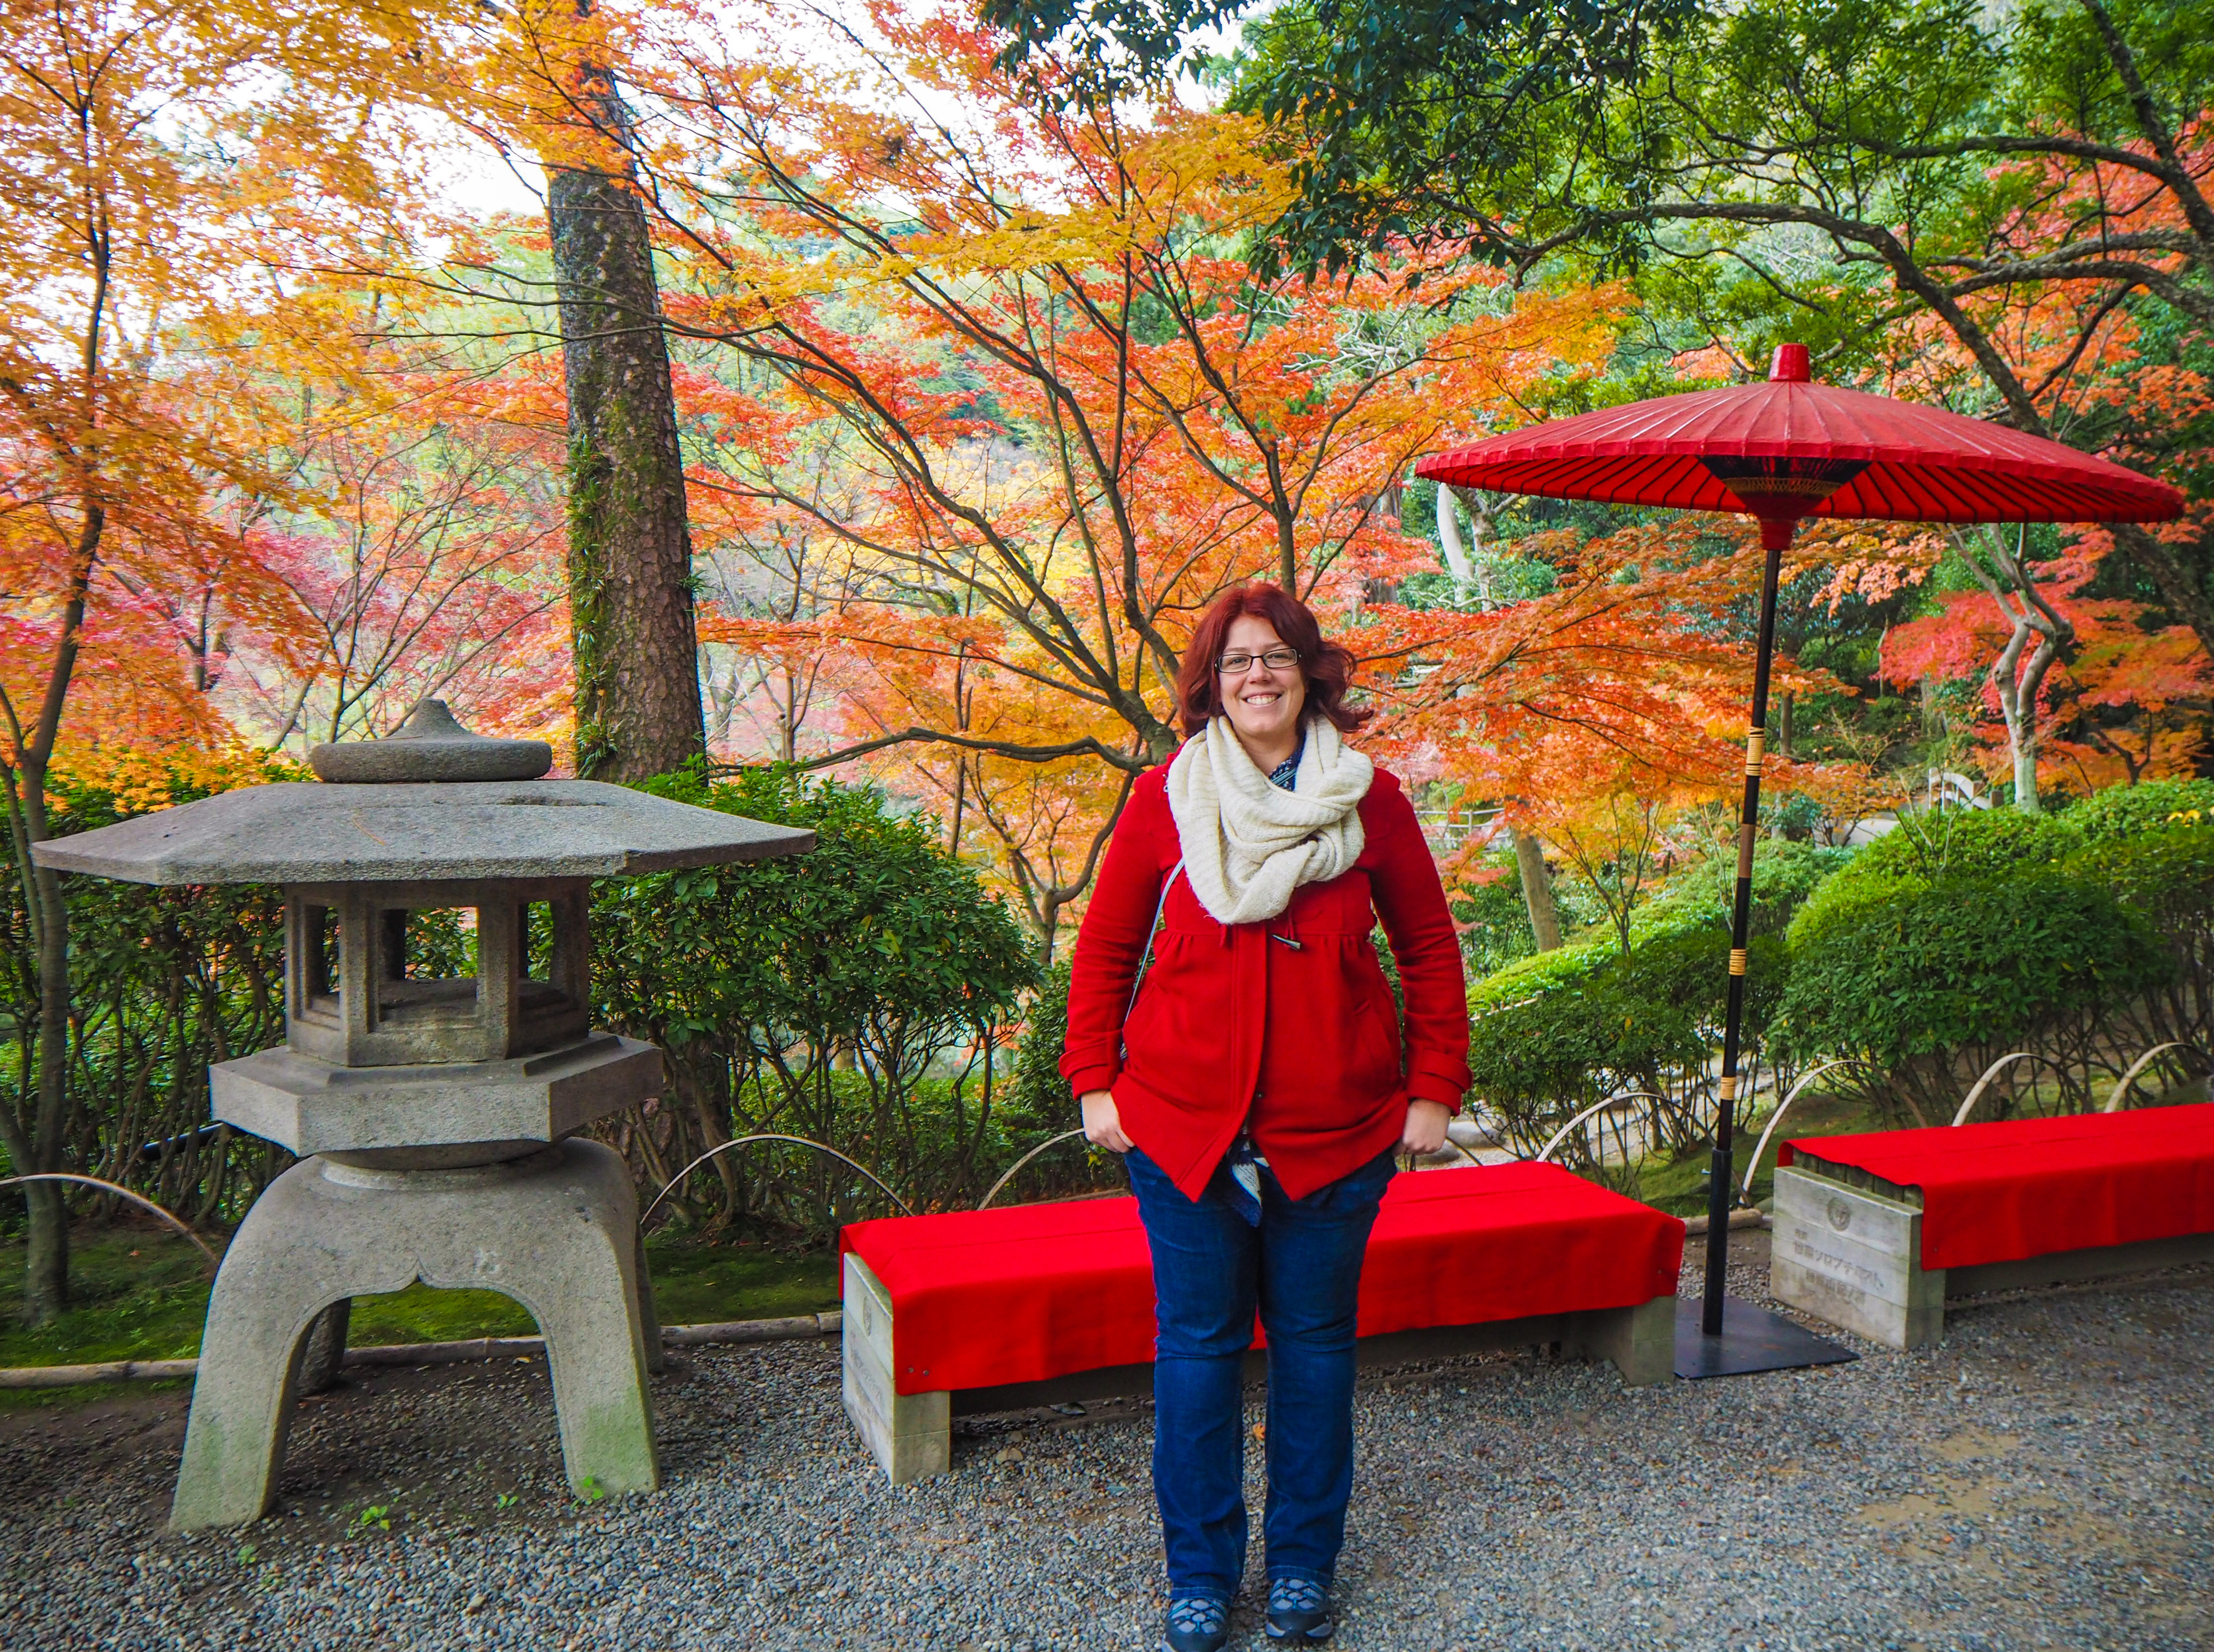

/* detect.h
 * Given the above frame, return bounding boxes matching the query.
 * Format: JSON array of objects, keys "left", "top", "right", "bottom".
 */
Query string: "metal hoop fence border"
[
  {"left": 977, "top": 1129, "right": 1093, "bottom": 1210},
  {"left": 0, "top": 1174, "right": 220, "bottom": 1271},
  {"left": 1533, "top": 1092, "right": 1678, "bottom": 1166},
  {"left": 2103, "top": 1042, "right": 2204, "bottom": 1112},
  {"left": 640, "top": 1135, "right": 915, "bottom": 1228},
  {"left": 1737, "top": 1058, "right": 1887, "bottom": 1208}
]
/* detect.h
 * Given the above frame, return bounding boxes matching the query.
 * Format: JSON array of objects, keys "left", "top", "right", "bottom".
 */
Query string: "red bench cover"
[
  {"left": 1780, "top": 1103, "right": 2214, "bottom": 1272},
  {"left": 841, "top": 1162, "right": 1683, "bottom": 1395}
]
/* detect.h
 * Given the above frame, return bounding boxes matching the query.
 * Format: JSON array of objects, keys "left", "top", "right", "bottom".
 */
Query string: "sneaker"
[
  {"left": 1266, "top": 1576, "right": 1333, "bottom": 1643},
  {"left": 1161, "top": 1594, "right": 1231, "bottom": 1652}
]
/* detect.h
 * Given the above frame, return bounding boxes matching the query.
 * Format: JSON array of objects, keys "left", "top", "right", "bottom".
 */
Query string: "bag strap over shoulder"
[{"left": 1119, "top": 860, "right": 1184, "bottom": 1052}]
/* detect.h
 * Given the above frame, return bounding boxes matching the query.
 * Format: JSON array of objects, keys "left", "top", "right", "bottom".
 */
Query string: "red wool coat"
[{"left": 1061, "top": 760, "right": 1472, "bottom": 1202}]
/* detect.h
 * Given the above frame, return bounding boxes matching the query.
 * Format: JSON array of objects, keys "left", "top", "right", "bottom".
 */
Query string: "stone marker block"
[{"left": 1770, "top": 1166, "right": 1941, "bottom": 1349}]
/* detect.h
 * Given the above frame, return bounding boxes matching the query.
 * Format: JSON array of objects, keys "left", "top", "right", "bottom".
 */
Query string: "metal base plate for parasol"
[{"left": 1673, "top": 1296, "right": 1858, "bottom": 1380}]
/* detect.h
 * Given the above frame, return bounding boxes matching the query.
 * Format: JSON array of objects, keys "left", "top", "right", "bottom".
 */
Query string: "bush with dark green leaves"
[
  {"left": 1781, "top": 864, "right": 2172, "bottom": 1127},
  {"left": 1466, "top": 913, "right": 1787, "bottom": 1185},
  {"left": 2061, "top": 824, "right": 2214, "bottom": 1078},
  {"left": 3, "top": 763, "right": 294, "bottom": 1240},
  {"left": 2054, "top": 778, "right": 2214, "bottom": 843},
  {"left": 593, "top": 765, "right": 1042, "bottom": 1238},
  {"left": 1639, "top": 838, "right": 1851, "bottom": 940}
]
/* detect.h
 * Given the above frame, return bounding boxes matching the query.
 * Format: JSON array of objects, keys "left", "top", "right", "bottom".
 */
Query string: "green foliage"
[
  {"left": 2053, "top": 779, "right": 2214, "bottom": 844},
  {"left": 1466, "top": 909, "right": 1788, "bottom": 1183},
  {"left": 2, "top": 764, "right": 293, "bottom": 1232},
  {"left": 1004, "top": 953, "right": 1073, "bottom": 1134},
  {"left": 1639, "top": 838, "right": 1850, "bottom": 939},
  {"left": 1468, "top": 930, "right": 1612, "bottom": 1015},
  {"left": 611, "top": 765, "right": 1036, "bottom": 1049},
  {"left": 2061, "top": 824, "right": 2214, "bottom": 1076},
  {"left": 1449, "top": 849, "right": 1543, "bottom": 978},
  {"left": 1845, "top": 806, "right": 2071, "bottom": 882},
  {"left": 1785, "top": 807, "right": 2066, "bottom": 957},
  {"left": 1781, "top": 864, "right": 2172, "bottom": 1124},
  {"left": 595, "top": 765, "right": 1043, "bottom": 1237},
  {"left": 2064, "top": 822, "right": 2214, "bottom": 915}
]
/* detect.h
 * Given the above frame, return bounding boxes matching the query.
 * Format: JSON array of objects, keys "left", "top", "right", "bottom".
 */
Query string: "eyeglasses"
[{"left": 1216, "top": 648, "right": 1301, "bottom": 675}]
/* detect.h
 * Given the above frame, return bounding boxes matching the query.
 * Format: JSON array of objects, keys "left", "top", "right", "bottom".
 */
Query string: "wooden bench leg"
[
  {"left": 842, "top": 1253, "right": 950, "bottom": 1484},
  {"left": 1770, "top": 1166, "right": 1944, "bottom": 1349},
  {"left": 1566, "top": 1296, "right": 1675, "bottom": 1385}
]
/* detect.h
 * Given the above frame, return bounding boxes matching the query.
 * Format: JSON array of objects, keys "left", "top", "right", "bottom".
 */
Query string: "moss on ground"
[{"left": 0, "top": 1224, "right": 839, "bottom": 1413}]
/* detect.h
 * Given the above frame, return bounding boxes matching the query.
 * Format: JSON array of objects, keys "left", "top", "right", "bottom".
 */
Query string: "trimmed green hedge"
[
  {"left": 1466, "top": 907, "right": 1787, "bottom": 1181},
  {"left": 1781, "top": 863, "right": 2172, "bottom": 1125},
  {"left": 2055, "top": 778, "right": 2214, "bottom": 842}
]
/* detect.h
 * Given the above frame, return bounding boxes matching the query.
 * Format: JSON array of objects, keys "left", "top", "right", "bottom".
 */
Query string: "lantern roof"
[
  {"left": 30, "top": 701, "right": 814, "bottom": 885},
  {"left": 31, "top": 779, "right": 815, "bottom": 885}
]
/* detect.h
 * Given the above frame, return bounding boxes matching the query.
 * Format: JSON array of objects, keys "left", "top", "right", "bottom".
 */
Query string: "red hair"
[{"left": 1173, "top": 585, "right": 1370, "bottom": 740}]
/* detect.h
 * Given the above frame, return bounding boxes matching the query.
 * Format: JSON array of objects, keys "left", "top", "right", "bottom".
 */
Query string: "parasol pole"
[{"left": 1703, "top": 512, "right": 1793, "bottom": 1335}]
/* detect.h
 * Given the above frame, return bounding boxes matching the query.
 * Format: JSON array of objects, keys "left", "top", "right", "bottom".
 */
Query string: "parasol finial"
[{"left": 1770, "top": 343, "right": 1810, "bottom": 382}]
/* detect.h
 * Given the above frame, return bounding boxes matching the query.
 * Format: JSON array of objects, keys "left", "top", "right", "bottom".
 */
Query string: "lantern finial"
[{"left": 308, "top": 699, "right": 554, "bottom": 783}]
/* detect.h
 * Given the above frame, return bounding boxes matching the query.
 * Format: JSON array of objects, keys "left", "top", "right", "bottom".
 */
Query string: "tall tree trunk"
[
  {"left": 1511, "top": 825, "right": 1562, "bottom": 952},
  {"left": 546, "top": 60, "right": 705, "bottom": 783}
]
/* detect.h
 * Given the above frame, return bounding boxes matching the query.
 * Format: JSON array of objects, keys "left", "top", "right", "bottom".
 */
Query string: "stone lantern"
[{"left": 32, "top": 703, "right": 812, "bottom": 1530}]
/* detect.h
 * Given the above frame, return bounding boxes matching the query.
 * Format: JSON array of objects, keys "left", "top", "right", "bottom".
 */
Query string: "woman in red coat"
[{"left": 1062, "top": 585, "right": 1470, "bottom": 1651}]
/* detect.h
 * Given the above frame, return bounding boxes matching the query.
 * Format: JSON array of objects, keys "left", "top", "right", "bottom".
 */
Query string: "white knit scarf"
[{"left": 1165, "top": 715, "right": 1374, "bottom": 926}]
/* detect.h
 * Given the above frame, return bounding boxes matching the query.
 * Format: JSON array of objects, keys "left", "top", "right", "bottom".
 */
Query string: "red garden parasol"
[{"left": 1417, "top": 344, "right": 2185, "bottom": 1375}]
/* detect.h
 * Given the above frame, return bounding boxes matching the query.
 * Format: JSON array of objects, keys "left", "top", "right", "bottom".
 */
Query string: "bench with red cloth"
[
  {"left": 838, "top": 1161, "right": 1683, "bottom": 1482},
  {"left": 1771, "top": 1102, "right": 2214, "bottom": 1348}
]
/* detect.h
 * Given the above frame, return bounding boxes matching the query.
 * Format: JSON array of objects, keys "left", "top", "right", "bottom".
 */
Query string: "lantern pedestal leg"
[{"left": 170, "top": 1140, "right": 659, "bottom": 1532}]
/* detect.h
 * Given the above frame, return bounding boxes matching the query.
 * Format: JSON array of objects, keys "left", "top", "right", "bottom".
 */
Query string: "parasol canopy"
[
  {"left": 1415, "top": 344, "right": 2184, "bottom": 528},
  {"left": 1413, "top": 342, "right": 2186, "bottom": 1372}
]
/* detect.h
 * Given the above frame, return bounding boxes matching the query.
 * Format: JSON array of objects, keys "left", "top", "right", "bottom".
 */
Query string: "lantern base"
[
  {"left": 169, "top": 1138, "right": 661, "bottom": 1531},
  {"left": 209, "top": 1032, "right": 661, "bottom": 1160}
]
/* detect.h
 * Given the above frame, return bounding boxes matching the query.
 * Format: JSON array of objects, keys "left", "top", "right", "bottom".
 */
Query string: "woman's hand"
[
  {"left": 1081, "top": 1089, "right": 1134, "bottom": 1154},
  {"left": 1400, "top": 1100, "right": 1450, "bottom": 1157}
]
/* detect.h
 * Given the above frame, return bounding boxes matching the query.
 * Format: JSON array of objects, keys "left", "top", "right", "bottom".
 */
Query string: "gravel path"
[{"left": 3, "top": 1230, "right": 2209, "bottom": 1652}]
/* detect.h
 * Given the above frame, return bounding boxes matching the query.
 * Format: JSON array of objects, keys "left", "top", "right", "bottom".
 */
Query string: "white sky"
[{"left": 423, "top": 6, "right": 1249, "bottom": 226}]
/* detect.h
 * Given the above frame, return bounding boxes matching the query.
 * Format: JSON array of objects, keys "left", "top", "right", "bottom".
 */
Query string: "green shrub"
[
  {"left": 594, "top": 765, "right": 1042, "bottom": 1237},
  {"left": 2062, "top": 824, "right": 2214, "bottom": 1079},
  {"left": 1468, "top": 931, "right": 1613, "bottom": 1014},
  {"left": 1787, "top": 806, "right": 2067, "bottom": 949},
  {"left": 2054, "top": 779, "right": 2214, "bottom": 844},
  {"left": 1006, "top": 954, "right": 1072, "bottom": 1128},
  {"left": 1639, "top": 838, "right": 1851, "bottom": 939},
  {"left": 1842, "top": 806, "right": 2069, "bottom": 882},
  {"left": 1781, "top": 865, "right": 2172, "bottom": 1126},
  {"left": 3, "top": 763, "right": 294, "bottom": 1236},
  {"left": 1466, "top": 909, "right": 1788, "bottom": 1183}
]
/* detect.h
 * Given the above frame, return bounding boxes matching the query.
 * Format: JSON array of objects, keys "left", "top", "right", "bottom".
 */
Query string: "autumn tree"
[
  {"left": 1882, "top": 536, "right": 2213, "bottom": 801},
  {"left": 0, "top": 0, "right": 459, "bottom": 1318},
  {"left": 225, "top": 383, "right": 571, "bottom": 752},
  {"left": 540, "top": 2, "right": 708, "bottom": 782},
  {"left": 474, "top": 0, "right": 1759, "bottom": 939},
  {"left": 1185, "top": 0, "right": 2214, "bottom": 655}
]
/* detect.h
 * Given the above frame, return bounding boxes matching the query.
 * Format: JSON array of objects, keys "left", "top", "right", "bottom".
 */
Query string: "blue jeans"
[{"left": 1125, "top": 1143, "right": 1397, "bottom": 1601}]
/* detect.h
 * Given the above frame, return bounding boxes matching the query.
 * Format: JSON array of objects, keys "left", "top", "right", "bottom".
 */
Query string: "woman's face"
[{"left": 1216, "top": 614, "right": 1307, "bottom": 752}]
